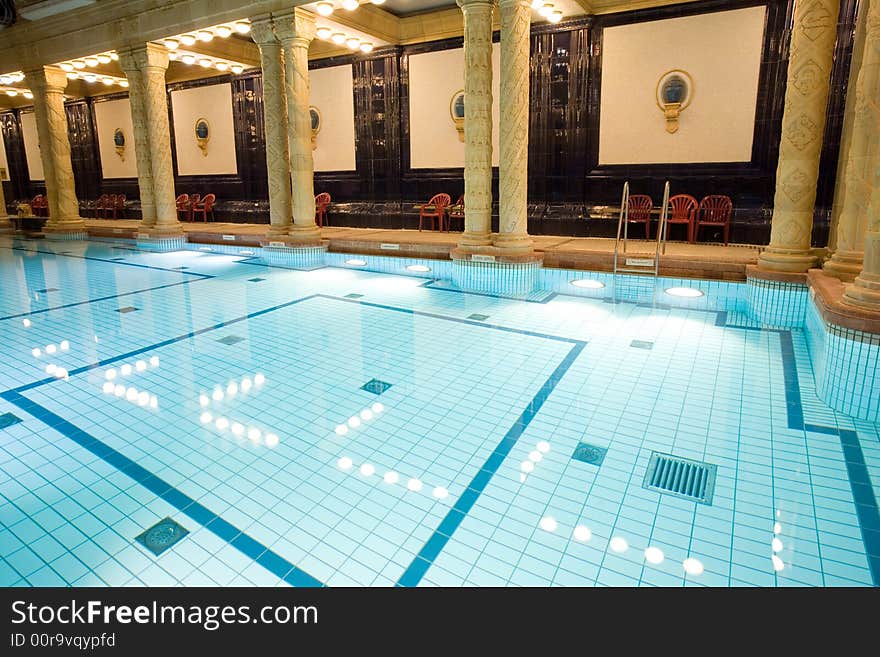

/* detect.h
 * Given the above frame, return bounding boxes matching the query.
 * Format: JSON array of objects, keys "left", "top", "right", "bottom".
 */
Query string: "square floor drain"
[
  {"left": 344, "top": 293, "right": 364, "bottom": 299},
  {"left": 217, "top": 335, "right": 245, "bottom": 345},
  {"left": 467, "top": 313, "right": 490, "bottom": 321},
  {"left": 0, "top": 413, "right": 22, "bottom": 430},
  {"left": 135, "top": 518, "right": 189, "bottom": 556},
  {"left": 630, "top": 340, "right": 654, "bottom": 350},
  {"left": 110, "top": 257, "right": 126, "bottom": 261},
  {"left": 361, "top": 379, "right": 392, "bottom": 395},
  {"left": 248, "top": 278, "right": 266, "bottom": 283},
  {"left": 35, "top": 288, "right": 59, "bottom": 294},
  {"left": 572, "top": 442, "right": 607, "bottom": 466},
  {"left": 174, "top": 266, "right": 189, "bottom": 270},
  {"left": 116, "top": 306, "right": 138, "bottom": 313},
  {"left": 642, "top": 452, "right": 717, "bottom": 505}
]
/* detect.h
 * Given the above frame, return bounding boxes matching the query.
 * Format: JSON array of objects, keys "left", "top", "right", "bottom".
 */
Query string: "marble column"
[
  {"left": 494, "top": 0, "right": 532, "bottom": 256},
  {"left": 757, "top": 0, "right": 841, "bottom": 273},
  {"left": 456, "top": 0, "right": 494, "bottom": 250},
  {"left": 118, "top": 49, "right": 156, "bottom": 228},
  {"left": 0, "top": 175, "right": 12, "bottom": 231},
  {"left": 277, "top": 8, "right": 320, "bottom": 245},
  {"left": 121, "top": 44, "right": 179, "bottom": 235},
  {"left": 24, "top": 66, "right": 85, "bottom": 235},
  {"left": 825, "top": 0, "right": 880, "bottom": 281},
  {"left": 251, "top": 16, "right": 293, "bottom": 237}
]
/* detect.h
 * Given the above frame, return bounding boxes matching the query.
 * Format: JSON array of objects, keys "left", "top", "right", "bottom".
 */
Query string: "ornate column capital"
[
  {"left": 249, "top": 15, "right": 279, "bottom": 46},
  {"left": 498, "top": 0, "right": 529, "bottom": 9},
  {"left": 117, "top": 43, "right": 170, "bottom": 73},
  {"left": 457, "top": 0, "right": 496, "bottom": 9},
  {"left": 274, "top": 7, "right": 316, "bottom": 47},
  {"left": 24, "top": 67, "right": 68, "bottom": 95}
]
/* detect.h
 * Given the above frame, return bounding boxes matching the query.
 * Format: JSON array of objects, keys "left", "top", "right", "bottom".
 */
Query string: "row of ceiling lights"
[
  {"left": 58, "top": 51, "right": 119, "bottom": 72},
  {"left": 315, "top": 26, "right": 374, "bottom": 52},
  {"left": 0, "top": 71, "right": 25, "bottom": 85},
  {"left": 65, "top": 72, "right": 129, "bottom": 87},
  {"left": 315, "top": 0, "right": 385, "bottom": 17},
  {"left": 168, "top": 49, "right": 247, "bottom": 74},
  {"left": 2, "top": 86, "right": 33, "bottom": 99},
  {"left": 531, "top": 1, "right": 564, "bottom": 23},
  {"left": 162, "top": 20, "right": 251, "bottom": 50}
]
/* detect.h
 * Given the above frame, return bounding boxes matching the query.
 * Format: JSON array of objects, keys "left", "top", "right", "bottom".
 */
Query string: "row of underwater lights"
[{"left": 343, "top": 258, "right": 705, "bottom": 297}]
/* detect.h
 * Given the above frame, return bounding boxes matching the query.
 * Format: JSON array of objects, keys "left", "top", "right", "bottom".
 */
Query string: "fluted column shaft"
[
  {"left": 757, "top": 0, "right": 841, "bottom": 273},
  {"left": 277, "top": 8, "right": 319, "bottom": 244},
  {"left": 251, "top": 17, "right": 293, "bottom": 236},
  {"left": 457, "top": 0, "right": 494, "bottom": 249},
  {"left": 494, "top": 0, "right": 532, "bottom": 255},
  {"left": 118, "top": 50, "right": 156, "bottom": 227},
  {"left": 25, "top": 66, "right": 84, "bottom": 233},
  {"left": 826, "top": 0, "right": 880, "bottom": 281}
]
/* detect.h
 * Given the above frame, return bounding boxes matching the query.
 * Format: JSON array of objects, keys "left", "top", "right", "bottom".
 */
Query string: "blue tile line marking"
[
  {"left": 0, "top": 389, "right": 324, "bottom": 588},
  {"left": 720, "top": 317, "right": 879, "bottom": 586},
  {"left": 3, "top": 244, "right": 210, "bottom": 276},
  {"left": 419, "top": 279, "right": 558, "bottom": 304},
  {"left": 396, "top": 341, "right": 587, "bottom": 587}
]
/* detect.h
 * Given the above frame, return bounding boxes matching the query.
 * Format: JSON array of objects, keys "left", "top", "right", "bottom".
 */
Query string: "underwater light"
[
  {"left": 406, "top": 264, "right": 431, "bottom": 273},
  {"left": 665, "top": 286, "right": 704, "bottom": 298},
  {"left": 683, "top": 557, "right": 704, "bottom": 575},
  {"left": 345, "top": 258, "right": 367, "bottom": 266},
  {"left": 570, "top": 278, "right": 605, "bottom": 289},
  {"left": 644, "top": 546, "right": 665, "bottom": 564}
]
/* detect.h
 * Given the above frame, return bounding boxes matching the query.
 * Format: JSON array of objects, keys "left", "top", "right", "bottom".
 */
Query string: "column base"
[
  {"left": 43, "top": 219, "right": 87, "bottom": 240},
  {"left": 135, "top": 233, "right": 187, "bottom": 252},
  {"left": 822, "top": 249, "right": 864, "bottom": 282},
  {"left": 755, "top": 247, "right": 817, "bottom": 273},
  {"left": 456, "top": 231, "right": 493, "bottom": 251},
  {"left": 266, "top": 224, "right": 292, "bottom": 239},
  {"left": 288, "top": 224, "right": 322, "bottom": 246},
  {"left": 843, "top": 272, "right": 880, "bottom": 310},
  {"left": 492, "top": 233, "right": 534, "bottom": 257},
  {"left": 0, "top": 217, "right": 15, "bottom": 234},
  {"left": 261, "top": 243, "right": 327, "bottom": 270},
  {"left": 451, "top": 251, "right": 543, "bottom": 296}
]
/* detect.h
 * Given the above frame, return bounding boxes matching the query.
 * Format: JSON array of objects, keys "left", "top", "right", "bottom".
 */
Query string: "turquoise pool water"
[{"left": 0, "top": 237, "right": 877, "bottom": 587}]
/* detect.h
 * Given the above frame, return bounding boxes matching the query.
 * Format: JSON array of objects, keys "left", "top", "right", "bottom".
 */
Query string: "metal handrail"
[
  {"left": 613, "top": 181, "right": 629, "bottom": 274},
  {"left": 656, "top": 180, "right": 671, "bottom": 272}
]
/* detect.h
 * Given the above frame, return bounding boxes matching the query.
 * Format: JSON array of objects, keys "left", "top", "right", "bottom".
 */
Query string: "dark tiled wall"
[{"left": 0, "top": 0, "right": 859, "bottom": 244}]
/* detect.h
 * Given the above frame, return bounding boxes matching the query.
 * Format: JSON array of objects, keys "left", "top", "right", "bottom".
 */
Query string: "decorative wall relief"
[
  {"left": 309, "top": 106, "right": 321, "bottom": 150},
  {"left": 450, "top": 89, "right": 465, "bottom": 142},
  {"left": 656, "top": 69, "right": 693, "bottom": 134},
  {"left": 113, "top": 128, "right": 125, "bottom": 161},
  {"left": 194, "top": 117, "right": 210, "bottom": 156}
]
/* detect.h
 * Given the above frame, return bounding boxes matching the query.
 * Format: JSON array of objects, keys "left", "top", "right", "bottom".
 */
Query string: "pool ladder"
[{"left": 612, "top": 180, "right": 670, "bottom": 278}]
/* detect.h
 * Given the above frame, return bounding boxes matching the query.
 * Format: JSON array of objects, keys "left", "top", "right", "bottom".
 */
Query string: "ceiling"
[{"left": 380, "top": 0, "right": 456, "bottom": 16}]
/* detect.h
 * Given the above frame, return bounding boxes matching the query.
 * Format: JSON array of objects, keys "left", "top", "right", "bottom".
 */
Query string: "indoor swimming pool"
[{"left": 0, "top": 237, "right": 877, "bottom": 588}]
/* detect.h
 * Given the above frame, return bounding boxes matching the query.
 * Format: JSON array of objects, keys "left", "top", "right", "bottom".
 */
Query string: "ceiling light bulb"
[
  {"left": 6, "top": 89, "right": 18, "bottom": 97},
  {"left": 342, "top": 0, "right": 359, "bottom": 10},
  {"left": 215, "top": 61, "right": 229, "bottom": 71},
  {"left": 316, "top": 2, "right": 334, "bottom": 16},
  {"left": 110, "top": 52, "right": 119, "bottom": 61},
  {"left": 235, "top": 21, "right": 251, "bottom": 34},
  {"left": 180, "top": 34, "right": 196, "bottom": 46},
  {"left": 197, "top": 30, "right": 213, "bottom": 42},
  {"left": 346, "top": 36, "right": 360, "bottom": 49},
  {"left": 360, "top": 42, "right": 373, "bottom": 53},
  {"left": 72, "top": 60, "right": 86, "bottom": 69},
  {"left": 60, "top": 62, "right": 74, "bottom": 72},
  {"left": 199, "top": 58, "right": 212, "bottom": 67},
  {"left": 23, "top": 91, "right": 33, "bottom": 99},
  {"left": 85, "top": 57, "right": 99, "bottom": 67},
  {"left": 548, "top": 9, "right": 563, "bottom": 22},
  {"left": 119, "top": 80, "right": 129, "bottom": 88},
  {"left": 168, "top": 51, "right": 179, "bottom": 61},
  {"left": 531, "top": 0, "right": 542, "bottom": 8},
  {"left": 331, "top": 32, "right": 345, "bottom": 45},
  {"left": 216, "top": 25, "right": 232, "bottom": 38},
  {"left": 13, "top": 72, "right": 24, "bottom": 81},
  {"left": 231, "top": 64, "right": 244, "bottom": 74},
  {"left": 316, "top": 26, "right": 332, "bottom": 40},
  {"left": 371, "top": 0, "right": 385, "bottom": 4},
  {"left": 0, "top": 76, "right": 9, "bottom": 85},
  {"left": 539, "top": 3, "right": 554, "bottom": 16},
  {"left": 83, "top": 73, "right": 97, "bottom": 83},
  {"left": 102, "top": 77, "right": 114, "bottom": 85},
  {"left": 66, "top": 72, "right": 79, "bottom": 80},
  {"left": 97, "top": 54, "right": 111, "bottom": 64},
  {"left": 163, "top": 38, "right": 180, "bottom": 50},
  {"left": 181, "top": 54, "right": 195, "bottom": 65}
]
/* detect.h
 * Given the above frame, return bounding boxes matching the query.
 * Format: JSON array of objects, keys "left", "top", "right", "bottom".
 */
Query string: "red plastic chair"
[
  {"left": 419, "top": 193, "right": 451, "bottom": 232},
  {"left": 113, "top": 193, "right": 126, "bottom": 219},
  {"left": 94, "top": 194, "right": 108, "bottom": 218},
  {"left": 626, "top": 194, "right": 653, "bottom": 239},
  {"left": 192, "top": 193, "right": 215, "bottom": 222},
  {"left": 444, "top": 195, "right": 464, "bottom": 232},
  {"left": 31, "top": 195, "right": 46, "bottom": 217},
  {"left": 186, "top": 194, "right": 201, "bottom": 222},
  {"left": 665, "top": 194, "right": 699, "bottom": 243},
  {"left": 696, "top": 195, "right": 733, "bottom": 245},
  {"left": 315, "top": 192, "right": 331, "bottom": 227},
  {"left": 175, "top": 194, "right": 190, "bottom": 221}
]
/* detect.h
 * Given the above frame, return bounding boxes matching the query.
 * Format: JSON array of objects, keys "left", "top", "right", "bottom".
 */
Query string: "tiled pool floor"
[{"left": 0, "top": 238, "right": 877, "bottom": 587}]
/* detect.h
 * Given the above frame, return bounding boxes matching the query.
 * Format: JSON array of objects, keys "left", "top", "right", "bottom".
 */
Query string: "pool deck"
[{"left": 84, "top": 219, "right": 762, "bottom": 282}]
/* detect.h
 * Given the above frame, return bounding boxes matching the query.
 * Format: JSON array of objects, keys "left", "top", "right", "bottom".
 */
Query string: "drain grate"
[
  {"left": 344, "top": 293, "right": 364, "bottom": 299},
  {"left": 630, "top": 340, "right": 654, "bottom": 350},
  {"left": 35, "top": 288, "right": 59, "bottom": 294},
  {"left": 0, "top": 413, "right": 22, "bottom": 430},
  {"left": 572, "top": 442, "right": 607, "bottom": 466},
  {"left": 248, "top": 277, "right": 266, "bottom": 283},
  {"left": 361, "top": 379, "right": 392, "bottom": 395},
  {"left": 173, "top": 266, "right": 189, "bottom": 270},
  {"left": 217, "top": 335, "right": 245, "bottom": 345},
  {"left": 116, "top": 306, "right": 138, "bottom": 313},
  {"left": 467, "top": 313, "right": 490, "bottom": 321},
  {"left": 135, "top": 517, "right": 189, "bottom": 556},
  {"left": 642, "top": 452, "right": 717, "bottom": 505}
]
